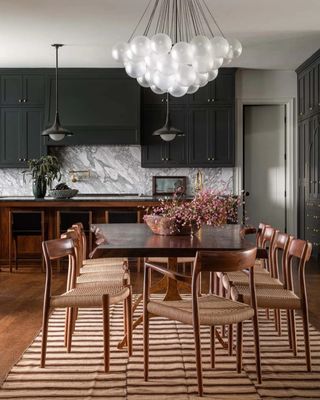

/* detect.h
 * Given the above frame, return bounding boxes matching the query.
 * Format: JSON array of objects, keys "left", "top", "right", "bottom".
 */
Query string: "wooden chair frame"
[{"left": 143, "top": 248, "right": 261, "bottom": 397}]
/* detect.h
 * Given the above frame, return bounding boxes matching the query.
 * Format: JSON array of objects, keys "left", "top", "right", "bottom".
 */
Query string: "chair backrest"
[
  {"left": 271, "top": 231, "right": 292, "bottom": 280},
  {"left": 72, "top": 222, "right": 87, "bottom": 260},
  {"left": 61, "top": 229, "right": 82, "bottom": 275},
  {"left": 285, "top": 239, "right": 312, "bottom": 296},
  {"left": 257, "top": 223, "right": 269, "bottom": 247},
  {"left": 258, "top": 226, "right": 276, "bottom": 272}
]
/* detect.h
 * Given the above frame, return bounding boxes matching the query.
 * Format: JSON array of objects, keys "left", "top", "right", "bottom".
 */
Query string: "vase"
[
  {"left": 32, "top": 178, "right": 47, "bottom": 199},
  {"left": 144, "top": 215, "right": 200, "bottom": 236}
]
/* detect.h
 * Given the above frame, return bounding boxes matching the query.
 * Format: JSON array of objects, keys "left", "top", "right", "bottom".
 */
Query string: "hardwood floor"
[{"left": 0, "top": 258, "right": 319, "bottom": 385}]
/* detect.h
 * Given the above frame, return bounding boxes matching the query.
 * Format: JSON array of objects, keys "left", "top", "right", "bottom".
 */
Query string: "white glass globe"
[
  {"left": 171, "top": 42, "right": 194, "bottom": 64},
  {"left": 160, "top": 133, "right": 176, "bottom": 141},
  {"left": 125, "top": 48, "right": 144, "bottom": 63},
  {"left": 228, "top": 38, "right": 242, "bottom": 58},
  {"left": 210, "top": 36, "right": 230, "bottom": 58},
  {"left": 150, "top": 33, "right": 172, "bottom": 55},
  {"left": 176, "top": 65, "right": 196, "bottom": 87},
  {"left": 151, "top": 70, "right": 175, "bottom": 91},
  {"left": 195, "top": 72, "right": 209, "bottom": 87},
  {"left": 187, "top": 84, "right": 200, "bottom": 94},
  {"left": 208, "top": 69, "right": 218, "bottom": 82},
  {"left": 150, "top": 85, "right": 166, "bottom": 94},
  {"left": 130, "top": 35, "right": 151, "bottom": 57},
  {"left": 124, "top": 60, "right": 146, "bottom": 78},
  {"left": 193, "top": 55, "right": 214, "bottom": 73},
  {"left": 191, "top": 35, "right": 212, "bottom": 57},
  {"left": 224, "top": 48, "right": 234, "bottom": 64},
  {"left": 157, "top": 53, "right": 178, "bottom": 75},
  {"left": 112, "top": 42, "right": 129, "bottom": 63},
  {"left": 168, "top": 85, "right": 188, "bottom": 97},
  {"left": 212, "top": 57, "right": 224, "bottom": 69},
  {"left": 145, "top": 52, "right": 159, "bottom": 70},
  {"left": 137, "top": 74, "right": 150, "bottom": 88}
]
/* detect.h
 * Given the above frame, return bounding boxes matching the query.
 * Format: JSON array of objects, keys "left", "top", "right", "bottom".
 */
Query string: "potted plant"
[{"left": 23, "top": 155, "right": 61, "bottom": 198}]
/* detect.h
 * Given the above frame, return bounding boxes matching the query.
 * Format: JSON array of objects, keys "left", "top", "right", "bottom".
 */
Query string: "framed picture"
[{"left": 152, "top": 176, "right": 187, "bottom": 196}]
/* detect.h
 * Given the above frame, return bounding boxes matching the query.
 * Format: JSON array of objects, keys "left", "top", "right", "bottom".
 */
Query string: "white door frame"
[{"left": 234, "top": 98, "right": 297, "bottom": 235}]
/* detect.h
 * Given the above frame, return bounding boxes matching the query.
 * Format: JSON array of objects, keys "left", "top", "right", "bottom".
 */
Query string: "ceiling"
[{"left": 1, "top": 0, "right": 320, "bottom": 70}]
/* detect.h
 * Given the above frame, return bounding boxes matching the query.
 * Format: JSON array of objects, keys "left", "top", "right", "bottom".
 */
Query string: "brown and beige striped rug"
[{"left": 1, "top": 297, "right": 320, "bottom": 399}]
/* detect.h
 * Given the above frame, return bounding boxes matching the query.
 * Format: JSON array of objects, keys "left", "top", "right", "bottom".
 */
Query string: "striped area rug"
[{"left": 1, "top": 297, "right": 320, "bottom": 399}]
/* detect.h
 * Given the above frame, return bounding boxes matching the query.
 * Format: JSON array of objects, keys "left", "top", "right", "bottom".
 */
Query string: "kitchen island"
[{"left": 0, "top": 194, "right": 172, "bottom": 267}]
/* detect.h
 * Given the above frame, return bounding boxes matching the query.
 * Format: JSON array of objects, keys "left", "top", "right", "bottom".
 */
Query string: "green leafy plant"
[{"left": 23, "top": 155, "right": 61, "bottom": 188}]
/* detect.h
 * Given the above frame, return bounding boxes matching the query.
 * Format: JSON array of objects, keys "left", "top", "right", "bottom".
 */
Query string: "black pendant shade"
[
  {"left": 153, "top": 94, "right": 184, "bottom": 142},
  {"left": 41, "top": 44, "right": 73, "bottom": 141}
]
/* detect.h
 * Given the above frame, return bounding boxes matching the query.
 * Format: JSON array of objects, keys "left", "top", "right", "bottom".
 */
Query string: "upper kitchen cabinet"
[
  {"left": 188, "top": 69, "right": 236, "bottom": 105},
  {"left": 188, "top": 106, "right": 234, "bottom": 167},
  {"left": 0, "top": 108, "right": 44, "bottom": 167},
  {"left": 44, "top": 69, "right": 141, "bottom": 145},
  {"left": 1, "top": 72, "right": 45, "bottom": 106}
]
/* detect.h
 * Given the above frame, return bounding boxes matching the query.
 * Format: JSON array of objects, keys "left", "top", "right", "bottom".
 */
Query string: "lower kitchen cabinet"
[
  {"left": 0, "top": 108, "right": 44, "bottom": 167},
  {"left": 141, "top": 107, "right": 188, "bottom": 167}
]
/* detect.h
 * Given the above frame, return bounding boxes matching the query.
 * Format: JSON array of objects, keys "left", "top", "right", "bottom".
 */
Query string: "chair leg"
[
  {"left": 102, "top": 295, "right": 110, "bottom": 373},
  {"left": 301, "top": 303, "right": 312, "bottom": 371},
  {"left": 210, "top": 325, "right": 215, "bottom": 369},
  {"left": 252, "top": 313, "right": 262, "bottom": 384},
  {"left": 276, "top": 309, "right": 282, "bottom": 336},
  {"left": 236, "top": 322, "right": 243, "bottom": 373},
  {"left": 287, "top": 310, "right": 293, "bottom": 349},
  {"left": 64, "top": 307, "right": 70, "bottom": 347},
  {"left": 123, "top": 299, "right": 128, "bottom": 337},
  {"left": 193, "top": 320, "right": 203, "bottom": 396},
  {"left": 127, "top": 291, "right": 133, "bottom": 357},
  {"left": 40, "top": 302, "right": 50, "bottom": 368},
  {"left": 214, "top": 272, "right": 219, "bottom": 295},
  {"left": 143, "top": 308, "right": 149, "bottom": 381},
  {"left": 66, "top": 307, "right": 75, "bottom": 353},
  {"left": 290, "top": 309, "right": 297, "bottom": 356},
  {"left": 228, "top": 324, "right": 233, "bottom": 356}
]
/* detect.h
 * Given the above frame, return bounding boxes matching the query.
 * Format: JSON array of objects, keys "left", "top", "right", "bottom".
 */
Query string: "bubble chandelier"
[{"left": 112, "top": 0, "right": 242, "bottom": 97}]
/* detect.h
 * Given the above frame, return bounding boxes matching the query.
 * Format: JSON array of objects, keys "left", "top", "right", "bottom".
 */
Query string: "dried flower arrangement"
[{"left": 144, "top": 189, "right": 240, "bottom": 236}]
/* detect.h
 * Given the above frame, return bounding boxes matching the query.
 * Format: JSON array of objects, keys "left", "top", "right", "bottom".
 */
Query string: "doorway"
[{"left": 243, "top": 105, "right": 287, "bottom": 231}]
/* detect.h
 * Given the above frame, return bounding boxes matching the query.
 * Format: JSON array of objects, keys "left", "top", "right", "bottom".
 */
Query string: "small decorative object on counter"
[
  {"left": 23, "top": 155, "right": 61, "bottom": 199},
  {"left": 144, "top": 189, "right": 240, "bottom": 236},
  {"left": 49, "top": 183, "right": 78, "bottom": 199},
  {"left": 194, "top": 169, "right": 204, "bottom": 192}
]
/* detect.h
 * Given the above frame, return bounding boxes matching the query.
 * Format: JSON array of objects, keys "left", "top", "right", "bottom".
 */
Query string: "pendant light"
[
  {"left": 41, "top": 44, "right": 73, "bottom": 141},
  {"left": 153, "top": 93, "right": 184, "bottom": 141}
]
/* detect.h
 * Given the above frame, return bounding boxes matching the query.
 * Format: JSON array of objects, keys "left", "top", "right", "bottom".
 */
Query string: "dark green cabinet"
[
  {"left": 141, "top": 107, "right": 188, "bottom": 167},
  {"left": 44, "top": 69, "right": 140, "bottom": 145},
  {"left": 0, "top": 108, "right": 44, "bottom": 167},
  {"left": 1, "top": 74, "right": 45, "bottom": 106},
  {"left": 188, "top": 107, "right": 234, "bottom": 166}
]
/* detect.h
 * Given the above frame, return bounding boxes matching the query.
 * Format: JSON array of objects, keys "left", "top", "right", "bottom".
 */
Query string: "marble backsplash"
[{"left": 0, "top": 146, "right": 233, "bottom": 196}]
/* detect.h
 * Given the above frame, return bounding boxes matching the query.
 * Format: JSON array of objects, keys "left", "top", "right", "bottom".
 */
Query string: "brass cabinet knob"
[
  {"left": 211, "top": 98, "right": 215, "bottom": 102},
  {"left": 18, "top": 99, "right": 22, "bottom": 103},
  {"left": 23, "top": 99, "right": 27, "bottom": 103},
  {"left": 309, "top": 107, "right": 313, "bottom": 111},
  {"left": 207, "top": 99, "right": 211, "bottom": 102}
]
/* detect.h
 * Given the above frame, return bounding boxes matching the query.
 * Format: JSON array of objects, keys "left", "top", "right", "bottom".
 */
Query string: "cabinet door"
[
  {"left": 308, "top": 115, "right": 319, "bottom": 199},
  {"left": 298, "top": 74, "right": 306, "bottom": 119},
  {"left": 0, "top": 108, "right": 25, "bottom": 166},
  {"left": 164, "top": 108, "right": 187, "bottom": 166},
  {"left": 188, "top": 84, "right": 211, "bottom": 105},
  {"left": 211, "top": 108, "right": 234, "bottom": 165},
  {"left": 298, "top": 120, "right": 309, "bottom": 237},
  {"left": 23, "top": 75, "right": 45, "bottom": 105},
  {"left": 24, "top": 109, "right": 44, "bottom": 161},
  {"left": 213, "top": 72, "right": 235, "bottom": 104},
  {"left": 1, "top": 75, "right": 23, "bottom": 105},
  {"left": 141, "top": 107, "right": 167, "bottom": 166},
  {"left": 188, "top": 107, "right": 212, "bottom": 165}
]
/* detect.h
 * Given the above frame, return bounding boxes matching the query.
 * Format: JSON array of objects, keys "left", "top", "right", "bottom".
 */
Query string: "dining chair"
[
  {"left": 41, "top": 237, "right": 133, "bottom": 372},
  {"left": 143, "top": 247, "right": 261, "bottom": 396},
  {"left": 231, "top": 238, "right": 313, "bottom": 371},
  {"left": 72, "top": 222, "right": 128, "bottom": 274}
]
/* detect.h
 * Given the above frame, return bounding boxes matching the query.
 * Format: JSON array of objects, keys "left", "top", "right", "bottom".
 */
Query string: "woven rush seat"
[
  {"left": 77, "top": 271, "right": 130, "bottom": 286},
  {"left": 83, "top": 257, "right": 128, "bottom": 266},
  {"left": 226, "top": 271, "right": 283, "bottom": 288},
  {"left": 147, "top": 294, "right": 254, "bottom": 326},
  {"left": 51, "top": 285, "right": 130, "bottom": 308},
  {"left": 235, "top": 285, "right": 301, "bottom": 309},
  {"left": 80, "top": 263, "right": 126, "bottom": 274}
]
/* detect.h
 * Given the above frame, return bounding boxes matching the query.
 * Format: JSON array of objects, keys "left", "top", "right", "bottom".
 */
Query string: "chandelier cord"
[
  {"left": 202, "top": 0, "right": 225, "bottom": 38},
  {"left": 128, "top": 0, "right": 153, "bottom": 42},
  {"left": 195, "top": 0, "right": 215, "bottom": 37}
]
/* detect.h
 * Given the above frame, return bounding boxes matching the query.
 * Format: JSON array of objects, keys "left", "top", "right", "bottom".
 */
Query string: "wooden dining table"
[{"left": 90, "top": 223, "right": 263, "bottom": 349}]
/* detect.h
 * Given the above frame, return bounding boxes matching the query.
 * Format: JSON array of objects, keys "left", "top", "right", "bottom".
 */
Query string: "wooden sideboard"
[{"left": 0, "top": 197, "right": 160, "bottom": 267}]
